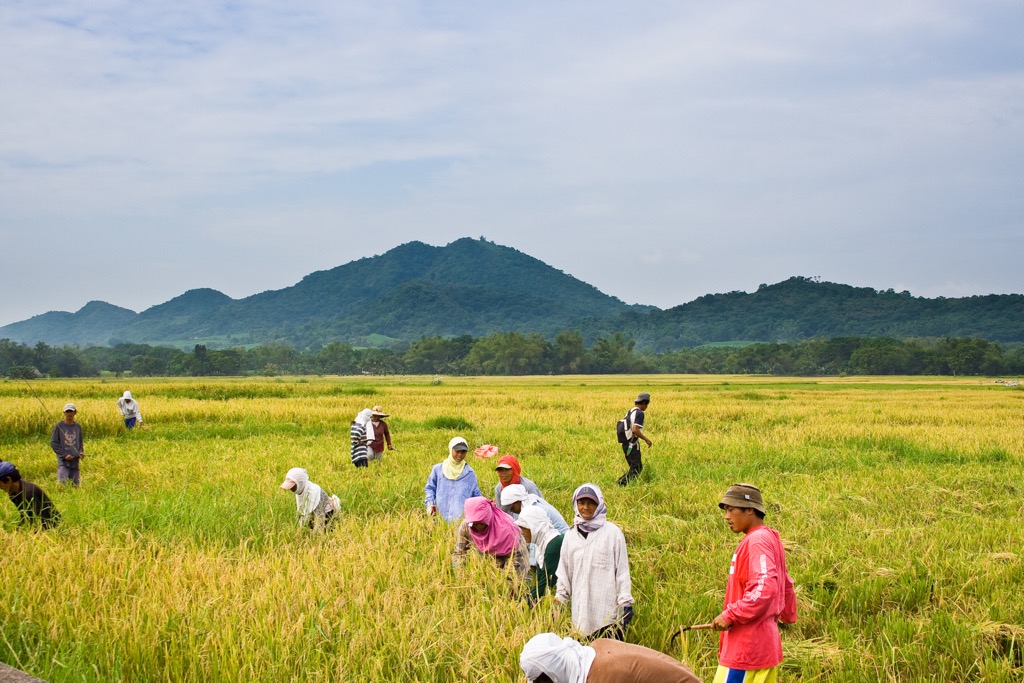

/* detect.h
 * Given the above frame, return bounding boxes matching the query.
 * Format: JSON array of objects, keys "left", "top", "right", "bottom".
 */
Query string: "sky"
[{"left": 1, "top": 1, "right": 1022, "bottom": 327}]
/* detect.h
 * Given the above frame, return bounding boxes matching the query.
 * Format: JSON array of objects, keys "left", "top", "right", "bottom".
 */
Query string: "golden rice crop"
[{"left": 0, "top": 374, "right": 1022, "bottom": 681}]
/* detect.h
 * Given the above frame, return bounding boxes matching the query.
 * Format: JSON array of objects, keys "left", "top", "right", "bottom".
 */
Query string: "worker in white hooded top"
[
  {"left": 117, "top": 391, "right": 143, "bottom": 429},
  {"left": 279, "top": 468, "right": 340, "bottom": 530}
]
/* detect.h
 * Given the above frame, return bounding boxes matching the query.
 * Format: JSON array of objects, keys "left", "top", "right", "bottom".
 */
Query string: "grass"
[{"left": 0, "top": 375, "right": 1022, "bottom": 681}]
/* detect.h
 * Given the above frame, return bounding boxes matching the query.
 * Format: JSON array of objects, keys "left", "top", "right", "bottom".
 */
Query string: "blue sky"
[{"left": 1, "top": 1, "right": 1022, "bottom": 327}]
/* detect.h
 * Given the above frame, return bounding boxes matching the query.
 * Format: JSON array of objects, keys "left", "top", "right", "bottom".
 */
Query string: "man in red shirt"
[{"left": 711, "top": 483, "right": 796, "bottom": 683}]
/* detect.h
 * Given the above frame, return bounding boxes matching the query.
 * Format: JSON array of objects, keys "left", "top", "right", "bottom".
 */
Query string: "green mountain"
[
  {"left": 626, "top": 277, "right": 1024, "bottom": 351},
  {"left": 0, "top": 238, "right": 638, "bottom": 348},
  {"left": 2, "top": 244, "right": 1023, "bottom": 350},
  {"left": 1, "top": 301, "right": 138, "bottom": 347}
]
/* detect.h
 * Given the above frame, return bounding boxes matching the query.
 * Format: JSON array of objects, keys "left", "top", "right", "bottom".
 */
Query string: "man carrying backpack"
[{"left": 617, "top": 392, "right": 652, "bottom": 486}]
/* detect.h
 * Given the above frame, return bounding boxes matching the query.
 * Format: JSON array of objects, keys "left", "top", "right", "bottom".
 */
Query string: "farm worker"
[
  {"left": 712, "top": 483, "right": 797, "bottom": 683},
  {"left": 424, "top": 436, "right": 482, "bottom": 522},
  {"left": 117, "top": 390, "right": 143, "bottom": 429},
  {"left": 452, "top": 496, "right": 529, "bottom": 584},
  {"left": 555, "top": 483, "right": 634, "bottom": 640},
  {"left": 279, "top": 468, "right": 340, "bottom": 530},
  {"left": 350, "top": 408, "right": 375, "bottom": 468},
  {"left": 367, "top": 406, "right": 395, "bottom": 461},
  {"left": 515, "top": 505, "right": 564, "bottom": 601},
  {"left": 494, "top": 455, "right": 544, "bottom": 513},
  {"left": 0, "top": 462, "right": 61, "bottom": 529},
  {"left": 500, "top": 483, "right": 570, "bottom": 534},
  {"left": 51, "top": 403, "right": 85, "bottom": 487},
  {"left": 520, "top": 632, "right": 703, "bottom": 683},
  {"left": 618, "top": 392, "right": 652, "bottom": 486}
]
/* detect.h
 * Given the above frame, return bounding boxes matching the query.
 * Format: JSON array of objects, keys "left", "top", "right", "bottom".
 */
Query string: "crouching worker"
[
  {"left": 500, "top": 483, "right": 569, "bottom": 533},
  {"left": 0, "top": 462, "right": 61, "bottom": 529},
  {"left": 515, "top": 506, "right": 564, "bottom": 602},
  {"left": 520, "top": 632, "right": 703, "bottom": 683},
  {"left": 279, "top": 468, "right": 340, "bottom": 531},
  {"left": 452, "top": 497, "right": 529, "bottom": 585}
]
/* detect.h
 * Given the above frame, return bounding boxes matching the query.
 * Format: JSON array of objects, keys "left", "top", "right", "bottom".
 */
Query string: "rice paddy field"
[{"left": 0, "top": 375, "right": 1022, "bottom": 682}]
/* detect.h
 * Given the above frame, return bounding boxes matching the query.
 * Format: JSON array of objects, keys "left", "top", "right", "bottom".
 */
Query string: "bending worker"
[{"left": 520, "top": 632, "right": 702, "bottom": 683}]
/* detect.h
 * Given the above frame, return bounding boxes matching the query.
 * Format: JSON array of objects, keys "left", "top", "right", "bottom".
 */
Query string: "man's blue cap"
[{"left": 0, "top": 461, "right": 18, "bottom": 479}]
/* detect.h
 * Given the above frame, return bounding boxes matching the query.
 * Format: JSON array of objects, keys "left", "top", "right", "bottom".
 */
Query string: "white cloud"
[{"left": 1, "top": 0, "right": 1022, "bottom": 325}]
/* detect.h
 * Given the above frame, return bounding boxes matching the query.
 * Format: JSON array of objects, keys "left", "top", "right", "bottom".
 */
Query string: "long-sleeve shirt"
[
  {"left": 495, "top": 476, "right": 544, "bottom": 513},
  {"left": 555, "top": 522, "right": 634, "bottom": 636},
  {"left": 50, "top": 421, "right": 84, "bottom": 469},
  {"left": 117, "top": 398, "right": 142, "bottom": 421},
  {"left": 298, "top": 489, "right": 333, "bottom": 530},
  {"left": 424, "top": 463, "right": 482, "bottom": 522},
  {"left": 8, "top": 481, "right": 61, "bottom": 529},
  {"left": 717, "top": 525, "right": 795, "bottom": 670},
  {"left": 531, "top": 533, "right": 564, "bottom": 601},
  {"left": 528, "top": 499, "right": 570, "bottom": 535},
  {"left": 370, "top": 420, "right": 392, "bottom": 452},
  {"left": 452, "top": 520, "right": 530, "bottom": 583}
]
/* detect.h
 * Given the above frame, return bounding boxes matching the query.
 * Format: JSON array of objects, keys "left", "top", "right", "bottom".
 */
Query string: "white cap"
[{"left": 448, "top": 436, "right": 469, "bottom": 452}]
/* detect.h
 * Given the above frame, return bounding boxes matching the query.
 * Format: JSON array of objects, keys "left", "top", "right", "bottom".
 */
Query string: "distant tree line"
[{"left": 2, "top": 334, "right": 1023, "bottom": 379}]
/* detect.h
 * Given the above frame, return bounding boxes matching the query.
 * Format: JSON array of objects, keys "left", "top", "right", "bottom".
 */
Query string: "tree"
[
  {"left": 937, "top": 338, "right": 1004, "bottom": 376},
  {"left": 358, "top": 348, "right": 404, "bottom": 375},
  {"left": 849, "top": 338, "right": 912, "bottom": 375},
  {"left": 465, "top": 332, "right": 551, "bottom": 375},
  {"left": 552, "top": 331, "right": 585, "bottom": 373},
  {"left": 314, "top": 342, "right": 357, "bottom": 375},
  {"left": 403, "top": 336, "right": 474, "bottom": 374},
  {"left": 586, "top": 333, "right": 645, "bottom": 373},
  {"left": 189, "top": 344, "right": 213, "bottom": 375}
]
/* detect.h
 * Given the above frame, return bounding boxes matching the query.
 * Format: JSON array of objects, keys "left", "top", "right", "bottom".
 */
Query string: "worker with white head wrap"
[
  {"left": 279, "top": 468, "right": 340, "bottom": 530},
  {"left": 501, "top": 483, "right": 570, "bottom": 534},
  {"left": 350, "top": 408, "right": 376, "bottom": 467},
  {"left": 520, "top": 632, "right": 702, "bottom": 683}
]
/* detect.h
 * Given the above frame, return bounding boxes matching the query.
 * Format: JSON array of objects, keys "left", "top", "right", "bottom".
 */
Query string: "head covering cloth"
[
  {"left": 499, "top": 483, "right": 529, "bottom": 506},
  {"left": 572, "top": 483, "right": 607, "bottom": 534},
  {"left": 516, "top": 506, "right": 559, "bottom": 568},
  {"left": 442, "top": 436, "right": 469, "bottom": 480},
  {"left": 520, "top": 632, "right": 596, "bottom": 683},
  {"left": 496, "top": 455, "right": 522, "bottom": 484},
  {"left": 283, "top": 467, "right": 324, "bottom": 519},
  {"left": 463, "top": 497, "right": 520, "bottom": 556}
]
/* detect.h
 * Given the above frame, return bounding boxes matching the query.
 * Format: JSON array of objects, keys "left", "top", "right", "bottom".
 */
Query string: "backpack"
[{"left": 616, "top": 408, "right": 637, "bottom": 444}]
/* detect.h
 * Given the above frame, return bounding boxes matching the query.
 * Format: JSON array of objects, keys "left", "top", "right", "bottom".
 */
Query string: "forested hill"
[
  {"left": 0, "top": 238, "right": 641, "bottom": 348},
  {"left": 625, "top": 277, "right": 1024, "bottom": 351},
  {"left": 2, "top": 243, "right": 1023, "bottom": 350}
]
